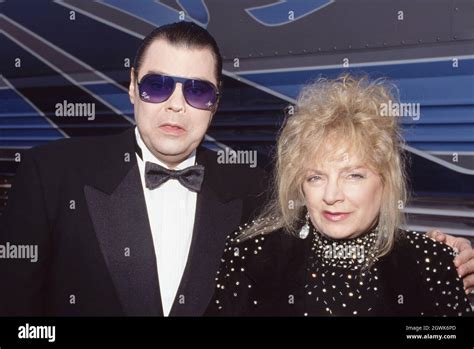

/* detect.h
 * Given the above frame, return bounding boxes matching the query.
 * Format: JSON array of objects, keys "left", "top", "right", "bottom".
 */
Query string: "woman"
[{"left": 206, "top": 75, "right": 472, "bottom": 316}]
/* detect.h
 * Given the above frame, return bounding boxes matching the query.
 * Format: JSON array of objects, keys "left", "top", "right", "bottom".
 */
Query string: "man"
[
  {"left": 0, "top": 22, "right": 472, "bottom": 316},
  {"left": 0, "top": 22, "right": 267, "bottom": 316}
]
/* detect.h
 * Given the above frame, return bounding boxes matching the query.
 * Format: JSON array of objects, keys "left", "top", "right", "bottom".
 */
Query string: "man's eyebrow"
[
  {"left": 145, "top": 70, "right": 165, "bottom": 75},
  {"left": 144, "top": 70, "right": 210, "bottom": 82}
]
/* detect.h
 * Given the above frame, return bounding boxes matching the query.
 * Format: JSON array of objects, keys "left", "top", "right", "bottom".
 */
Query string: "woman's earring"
[{"left": 299, "top": 211, "right": 310, "bottom": 239}]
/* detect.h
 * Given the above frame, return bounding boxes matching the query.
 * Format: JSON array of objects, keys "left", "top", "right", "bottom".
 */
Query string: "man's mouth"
[{"left": 159, "top": 123, "right": 186, "bottom": 135}]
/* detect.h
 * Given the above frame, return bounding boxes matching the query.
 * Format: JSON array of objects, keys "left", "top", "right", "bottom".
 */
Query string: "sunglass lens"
[
  {"left": 183, "top": 80, "right": 217, "bottom": 109},
  {"left": 139, "top": 75, "right": 174, "bottom": 103}
]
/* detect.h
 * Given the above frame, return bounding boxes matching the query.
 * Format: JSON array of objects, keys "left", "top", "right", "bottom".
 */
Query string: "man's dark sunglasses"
[{"left": 137, "top": 73, "right": 220, "bottom": 110}]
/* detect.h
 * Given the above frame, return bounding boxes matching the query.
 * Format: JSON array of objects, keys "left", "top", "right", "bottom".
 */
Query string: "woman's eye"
[
  {"left": 308, "top": 176, "right": 321, "bottom": 182},
  {"left": 348, "top": 173, "right": 364, "bottom": 179}
]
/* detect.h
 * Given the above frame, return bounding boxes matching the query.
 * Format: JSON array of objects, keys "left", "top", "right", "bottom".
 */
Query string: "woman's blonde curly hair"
[{"left": 241, "top": 74, "right": 409, "bottom": 261}]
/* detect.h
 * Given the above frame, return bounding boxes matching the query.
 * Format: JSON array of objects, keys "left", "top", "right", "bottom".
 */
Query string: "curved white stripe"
[
  {"left": 1, "top": 75, "right": 68, "bottom": 138},
  {"left": 403, "top": 144, "right": 474, "bottom": 175},
  {"left": 225, "top": 70, "right": 473, "bottom": 174},
  {"left": 204, "top": 134, "right": 230, "bottom": 151},
  {"left": 223, "top": 69, "right": 296, "bottom": 104},
  {"left": 403, "top": 207, "right": 474, "bottom": 218},
  {"left": 403, "top": 224, "right": 474, "bottom": 237},
  {"left": 245, "top": 0, "right": 334, "bottom": 28},
  {"left": 234, "top": 55, "right": 474, "bottom": 75}
]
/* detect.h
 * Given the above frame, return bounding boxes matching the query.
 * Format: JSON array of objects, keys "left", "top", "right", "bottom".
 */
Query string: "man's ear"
[{"left": 129, "top": 68, "right": 136, "bottom": 105}]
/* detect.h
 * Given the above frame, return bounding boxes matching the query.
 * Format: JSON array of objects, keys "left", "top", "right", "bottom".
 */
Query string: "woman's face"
[{"left": 302, "top": 149, "right": 384, "bottom": 240}]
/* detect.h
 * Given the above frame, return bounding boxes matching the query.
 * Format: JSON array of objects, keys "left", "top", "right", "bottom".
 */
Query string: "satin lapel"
[
  {"left": 170, "top": 148, "right": 243, "bottom": 316},
  {"left": 170, "top": 181, "right": 242, "bottom": 316},
  {"left": 83, "top": 128, "right": 163, "bottom": 316}
]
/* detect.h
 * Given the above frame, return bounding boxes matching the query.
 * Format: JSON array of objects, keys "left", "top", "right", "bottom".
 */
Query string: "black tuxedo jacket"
[{"left": 0, "top": 127, "right": 268, "bottom": 316}]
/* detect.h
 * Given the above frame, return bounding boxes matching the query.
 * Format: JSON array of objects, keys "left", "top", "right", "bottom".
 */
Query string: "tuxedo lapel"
[
  {"left": 82, "top": 130, "right": 258, "bottom": 317},
  {"left": 170, "top": 148, "right": 243, "bottom": 316},
  {"left": 83, "top": 128, "right": 163, "bottom": 316}
]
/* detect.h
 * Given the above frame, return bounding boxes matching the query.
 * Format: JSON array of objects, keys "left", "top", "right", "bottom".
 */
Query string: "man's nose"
[{"left": 165, "top": 82, "right": 186, "bottom": 113}]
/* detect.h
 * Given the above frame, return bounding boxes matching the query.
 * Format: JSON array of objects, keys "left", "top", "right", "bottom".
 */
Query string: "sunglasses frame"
[{"left": 137, "top": 73, "right": 220, "bottom": 110}]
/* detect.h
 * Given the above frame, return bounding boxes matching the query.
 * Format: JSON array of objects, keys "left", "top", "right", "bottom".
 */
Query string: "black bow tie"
[{"left": 145, "top": 161, "right": 205, "bottom": 192}]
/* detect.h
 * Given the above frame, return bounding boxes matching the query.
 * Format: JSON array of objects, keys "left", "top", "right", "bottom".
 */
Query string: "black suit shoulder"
[{"left": 26, "top": 128, "right": 134, "bottom": 173}]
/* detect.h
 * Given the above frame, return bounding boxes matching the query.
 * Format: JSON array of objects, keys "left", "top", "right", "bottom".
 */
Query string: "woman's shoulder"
[
  {"left": 218, "top": 220, "right": 310, "bottom": 274},
  {"left": 209, "top": 222, "right": 308, "bottom": 316},
  {"left": 223, "top": 222, "right": 305, "bottom": 257}
]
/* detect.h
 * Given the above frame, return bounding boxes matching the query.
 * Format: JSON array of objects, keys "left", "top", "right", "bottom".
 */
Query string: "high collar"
[{"left": 311, "top": 224, "right": 379, "bottom": 270}]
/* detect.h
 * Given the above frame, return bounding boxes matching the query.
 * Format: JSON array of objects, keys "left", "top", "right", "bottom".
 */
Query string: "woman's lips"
[
  {"left": 322, "top": 211, "right": 351, "bottom": 222},
  {"left": 159, "top": 124, "right": 185, "bottom": 135}
]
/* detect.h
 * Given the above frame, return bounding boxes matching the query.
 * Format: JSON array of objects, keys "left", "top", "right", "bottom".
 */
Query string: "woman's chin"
[{"left": 318, "top": 225, "right": 360, "bottom": 240}]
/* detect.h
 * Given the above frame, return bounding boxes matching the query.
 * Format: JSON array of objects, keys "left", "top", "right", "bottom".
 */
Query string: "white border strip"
[
  {"left": 403, "top": 144, "right": 474, "bottom": 175},
  {"left": 403, "top": 224, "right": 474, "bottom": 237},
  {"left": 403, "top": 207, "right": 474, "bottom": 218},
  {"left": 204, "top": 134, "right": 229, "bottom": 150},
  {"left": 429, "top": 151, "right": 474, "bottom": 156},
  {"left": 223, "top": 69, "right": 296, "bottom": 104},
  {"left": 233, "top": 54, "right": 474, "bottom": 75}
]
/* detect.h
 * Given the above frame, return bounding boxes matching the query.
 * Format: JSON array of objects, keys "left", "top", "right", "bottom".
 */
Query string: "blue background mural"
[{"left": 1, "top": 0, "right": 473, "bottom": 237}]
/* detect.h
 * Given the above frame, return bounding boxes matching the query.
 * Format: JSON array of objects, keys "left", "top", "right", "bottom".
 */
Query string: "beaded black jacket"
[{"left": 206, "top": 225, "right": 472, "bottom": 317}]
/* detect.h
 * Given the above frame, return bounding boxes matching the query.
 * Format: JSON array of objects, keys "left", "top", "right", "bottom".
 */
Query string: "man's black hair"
[{"left": 133, "top": 21, "right": 222, "bottom": 88}]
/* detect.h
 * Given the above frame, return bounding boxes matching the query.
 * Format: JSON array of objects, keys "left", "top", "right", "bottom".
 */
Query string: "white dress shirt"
[{"left": 135, "top": 127, "right": 197, "bottom": 316}]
